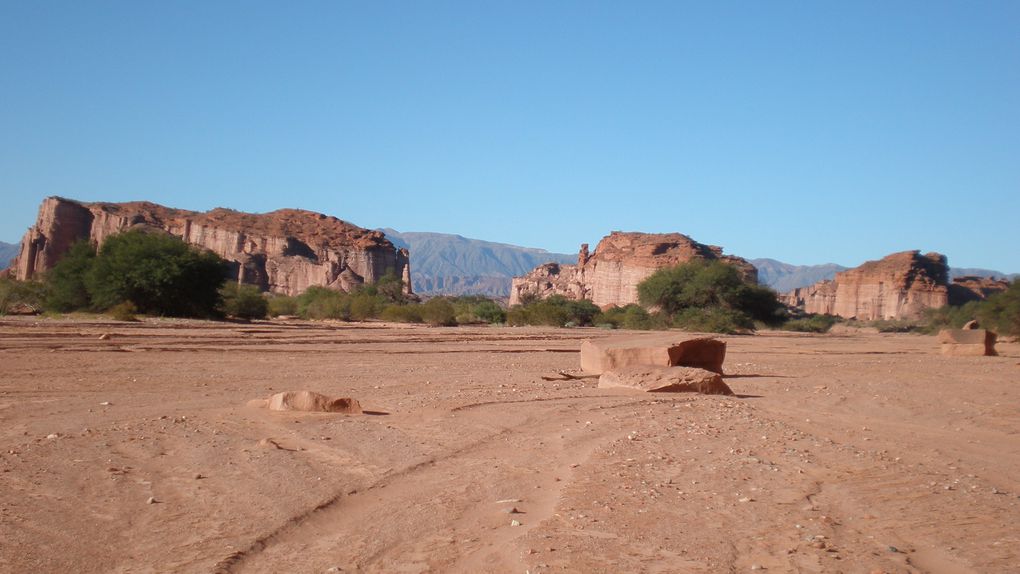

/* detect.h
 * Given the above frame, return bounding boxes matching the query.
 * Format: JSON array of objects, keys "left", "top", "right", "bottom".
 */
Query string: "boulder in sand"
[
  {"left": 581, "top": 334, "right": 726, "bottom": 375},
  {"left": 250, "top": 391, "right": 362, "bottom": 413},
  {"left": 598, "top": 366, "right": 734, "bottom": 395},
  {"left": 937, "top": 329, "right": 997, "bottom": 357}
]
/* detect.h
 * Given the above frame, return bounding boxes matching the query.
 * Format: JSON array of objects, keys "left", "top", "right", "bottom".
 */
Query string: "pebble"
[
  {"left": 510, "top": 519, "right": 521, "bottom": 527},
  {"left": 46, "top": 433, "right": 59, "bottom": 440},
  {"left": 738, "top": 497, "right": 753, "bottom": 503},
  {"left": 503, "top": 507, "right": 521, "bottom": 514},
  {"left": 146, "top": 496, "right": 157, "bottom": 504},
  {"left": 99, "top": 401, "right": 112, "bottom": 406}
]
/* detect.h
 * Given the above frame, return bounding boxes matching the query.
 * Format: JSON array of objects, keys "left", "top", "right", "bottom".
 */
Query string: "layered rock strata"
[
  {"left": 509, "top": 231, "right": 757, "bottom": 307},
  {"left": 781, "top": 251, "right": 949, "bottom": 321},
  {"left": 11, "top": 197, "right": 411, "bottom": 296},
  {"left": 598, "top": 366, "right": 734, "bottom": 395}
]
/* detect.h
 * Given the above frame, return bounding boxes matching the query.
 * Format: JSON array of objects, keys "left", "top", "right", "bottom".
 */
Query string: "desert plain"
[{"left": 0, "top": 318, "right": 1017, "bottom": 574}]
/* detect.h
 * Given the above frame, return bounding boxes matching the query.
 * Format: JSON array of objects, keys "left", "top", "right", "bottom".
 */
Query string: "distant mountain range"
[
  {"left": 749, "top": 259, "right": 849, "bottom": 293},
  {"left": 0, "top": 241, "right": 18, "bottom": 271},
  {"left": 380, "top": 229, "right": 575, "bottom": 297}
]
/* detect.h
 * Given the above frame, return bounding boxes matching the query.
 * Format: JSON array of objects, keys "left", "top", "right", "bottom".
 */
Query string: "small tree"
[
  {"left": 44, "top": 240, "right": 96, "bottom": 311},
  {"left": 220, "top": 283, "right": 268, "bottom": 320},
  {"left": 85, "top": 230, "right": 227, "bottom": 317},
  {"left": 421, "top": 297, "right": 457, "bottom": 326}
]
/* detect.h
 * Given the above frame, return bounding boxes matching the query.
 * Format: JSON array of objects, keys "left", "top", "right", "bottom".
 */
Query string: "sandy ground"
[{"left": 0, "top": 317, "right": 1017, "bottom": 574}]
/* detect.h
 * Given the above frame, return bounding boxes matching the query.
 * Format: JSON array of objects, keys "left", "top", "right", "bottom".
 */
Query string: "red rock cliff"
[
  {"left": 509, "top": 231, "right": 757, "bottom": 307},
  {"left": 782, "top": 251, "right": 948, "bottom": 320},
  {"left": 12, "top": 197, "right": 411, "bottom": 296}
]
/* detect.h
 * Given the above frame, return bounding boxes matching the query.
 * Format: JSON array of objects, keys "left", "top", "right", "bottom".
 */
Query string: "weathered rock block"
[
  {"left": 937, "top": 329, "right": 997, "bottom": 357},
  {"left": 580, "top": 334, "right": 726, "bottom": 375},
  {"left": 259, "top": 391, "right": 363, "bottom": 413},
  {"left": 598, "top": 366, "right": 734, "bottom": 395}
]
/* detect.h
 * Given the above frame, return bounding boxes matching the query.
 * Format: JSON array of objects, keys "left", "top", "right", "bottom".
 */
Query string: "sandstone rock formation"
[
  {"left": 781, "top": 251, "right": 949, "bottom": 321},
  {"left": 598, "top": 366, "right": 734, "bottom": 395},
  {"left": 580, "top": 334, "right": 726, "bottom": 375},
  {"left": 509, "top": 231, "right": 756, "bottom": 307},
  {"left": 948, "top": 276, "right": 1011, "bottom": 306},
  {"left": 11, "top": 197, "right": 411, "bottom": 296},
  {"left": 250, "top": 391, "right": 363, "bottom": 413},
  {"left": 937, "top": 329, "right": 998, "bottom": 357}
]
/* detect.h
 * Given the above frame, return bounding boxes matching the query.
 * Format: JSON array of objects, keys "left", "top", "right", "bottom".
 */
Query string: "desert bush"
[
  {"left": 108, "top": 301, "right": 139, "bottom": 322},
  {"left": 44, "top": 240, "right": 96, "bottom": 311},
  {"left": 507, "top": 295, "right": 602, "bottom": 327},
  {"left": 220, "top": 283, "right": 268, "bottom": 320},
  {"left": 380, "top": 303, "right": 423, "bottom": 323},
  {"left": 446, "top": 296, "right": 506, "bottom": 324},
  {"left": 266, "top": 295, "right": 299, "bottom": 317},
  {"left": 637, "top": 260, "right": 784, "bottom": 332},
  {"left": 974, "top": 279, "right": 1020, "bottom": 336},
  {"left": 349, "top": 292, "right": 387, "bottom": 321},
  {"left": 672, "top": 307, "right": 754, "bottom": 334},
  {"left": 869, "top": 319, "right": 923, "bottom": 333},
  {"left": 297, "top": 286, "right": 351, "bottom": 320},
  {"left": 600, "top": 304, "right": 656, "bottom": 330},
  {"left": 421, "top": 297, "right": 457, "bottom": 326},
  {"left": 0, "top": 278, "right": 47, "bottom": 315},
  {"left": 782, "top": 314, "right": 838, "bottom": 333},
  {"left": 85, "top": 230, "right": 226, "bottom": 317}
]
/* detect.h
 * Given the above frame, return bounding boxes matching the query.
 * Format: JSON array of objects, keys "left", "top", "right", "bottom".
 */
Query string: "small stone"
[
  {"left": 98, "top": 333, "right": 110, "bottom": 340},
  {"left": 510, "top": 519, "right": 521, "bottom": 527},
  {"left": 194, "top": 473, "right": 205, "bottom": 479},
  {"left": 146, "top": 496, "right": 157, "bottom": 504},
  {"left": 738, "top": 497, "right": 753, "bottom": 503},
  {"left": 503, "top": 507, "right": 521, "bottom": 514},
  {"left": 46, "top": 433, "right": 59, "bottom": 440},
  {"left": 887, "top": 546, "right": 899, "bottom": 553},
  {"left": 99, "top": 401, "right": 112, "bottom": 406}
]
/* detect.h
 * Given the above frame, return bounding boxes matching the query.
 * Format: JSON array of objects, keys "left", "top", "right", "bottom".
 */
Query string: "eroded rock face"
[
  {"left": 948, "top": 276, "right": 1011, "bottom": 306},
  {"left": 598, "top": 366, "right": 733, "bottom": 395},
  {"left": 12, "top": 197, "right": 411, "bottom": 296},
  {"left": 580, "top": 334, "right": 726, "bottom": 375},
  {"left": 509, "top": 232, "right": 756, "bottom": 307},
  {"left": 781, "top": 251, "right": 948, "bottom": 321}
]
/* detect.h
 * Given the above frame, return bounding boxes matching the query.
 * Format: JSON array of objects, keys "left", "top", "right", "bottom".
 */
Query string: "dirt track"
[{"left": 1, "top": 317, "right": 1018, "bottom": 573}]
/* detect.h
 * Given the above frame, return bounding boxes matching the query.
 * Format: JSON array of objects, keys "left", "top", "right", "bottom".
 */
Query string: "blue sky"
[{"left": 2, "top": 1, "right": 1018, "bottom": 270}]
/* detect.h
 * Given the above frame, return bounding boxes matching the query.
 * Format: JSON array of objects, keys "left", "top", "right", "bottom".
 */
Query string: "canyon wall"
[
  {"left": 782, "top": 251, "right": 948, "bottom": 320},
  {"left": 509, "top": 231, "right": 757, "bottom": 307},
  {"left": 11, "top": 197, "right": 411, "bottom": 296}
]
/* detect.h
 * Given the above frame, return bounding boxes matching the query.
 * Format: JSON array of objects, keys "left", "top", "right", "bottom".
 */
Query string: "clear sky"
[{"left": 2, "top": 1, "right": 1018, "bottom": 271}]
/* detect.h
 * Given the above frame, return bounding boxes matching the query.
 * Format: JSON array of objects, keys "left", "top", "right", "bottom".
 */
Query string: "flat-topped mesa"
[
  {"left": 781, "top": 250, "right": 948, "bottom": 320},
  {"left": 509, "top": 231, "right": 757, "bottom": 307},
  {"left": 12, "top": 197, "right": 411, "bottom": 296}
]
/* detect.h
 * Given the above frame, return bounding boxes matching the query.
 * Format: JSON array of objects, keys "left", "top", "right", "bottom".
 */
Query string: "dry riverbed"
[{"left": 1, "top": 317, "right": 1017, "bottom": 573}]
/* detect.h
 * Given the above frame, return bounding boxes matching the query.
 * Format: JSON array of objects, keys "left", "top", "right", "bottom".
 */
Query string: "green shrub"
[
  {"left": 220, "top": 283, "right": 268, "bottom": 320},
  {"left": 380, "top": 304, "right": 423, "bottom": 323},
  {"left": 672, "top": 307, "right": 754, "bottom": 334},
  {"left": 783, "top": 314, "right": 838, "bottom": 333},
  {"left": 421, "top": 297, "right": 457, "bottom": 326},
  {"left": 637, "top": 260, "right": 784, "bottom": 332},
  {"left": 44, "top": 240, "right": 96, "bottom": 311},
  {"left": 601, "top": 304, "right": 656, "bottom": 330},
  {"left": 297, "top": 286, "right": 351, "bottom": 320},
  {"left": 975, "top": 279, "right": 1020, "bottom": 336},
  {"left": 349, "top": 292, "right": 386, "bottom": 321},
  {"left": 0, "top": 278, "right": 46, "bottom": 315},
  {"left": 506, "top": 295, "right": 602, "bottom": 327},
  {"left": 447, "top": 296, "right": 507, "bottom": 324},
  {"left": 85, "top": 230, "right": 226, "bottom": 317},
  {"left": 869, "top": 319, "right": 923, "bottom": 333},
  {"left": 109, "top": 301, "right": 139, "bottom": 322},
  {"left": 266, "top": 295, "right": 299, "bottom": 317}
]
